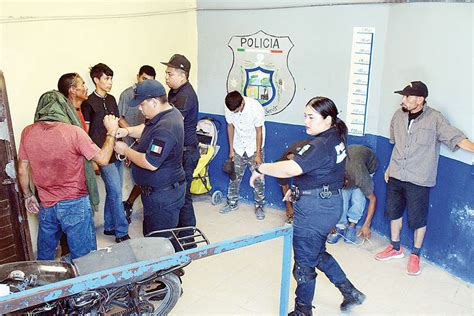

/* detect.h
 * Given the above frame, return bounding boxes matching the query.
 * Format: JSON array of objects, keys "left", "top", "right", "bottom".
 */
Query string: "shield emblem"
[
  {"left": 244, "top": 67, "right": 275, "bottom": 106},
  {"left": 227, "top": 30, "right": 296, "bottom": 116}
]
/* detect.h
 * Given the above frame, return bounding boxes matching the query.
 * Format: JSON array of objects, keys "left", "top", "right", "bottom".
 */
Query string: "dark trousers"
[
  {"left": 293, "top": 193, "right": 348, "bottom": 306},
  {"left": 142, "top": 182, "right": 185, "bottom": 251},
  {"left": 178, "top": 147, "right": 200, "bottom": 246}
]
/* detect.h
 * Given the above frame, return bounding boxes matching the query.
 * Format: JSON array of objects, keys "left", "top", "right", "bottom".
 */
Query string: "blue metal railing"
[{"left": 0, "top": 225, "right": 293, "bottom": 315}]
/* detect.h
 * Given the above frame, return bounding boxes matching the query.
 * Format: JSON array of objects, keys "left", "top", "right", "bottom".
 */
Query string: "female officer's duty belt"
[
  {"left": 290, "top": 184, "right": 340, "bottom": 201},
  {"left": 140, "top": 179, "right": 185, "bottom": 196}
]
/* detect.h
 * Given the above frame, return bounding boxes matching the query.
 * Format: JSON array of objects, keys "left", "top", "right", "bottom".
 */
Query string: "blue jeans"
[
  {"left": 336, "top": 188, "right": 367, "bottom": 228},
  {"left": 100, "top": 161, "right": 128, "bottom": 237},
  {"left": 142, "top": 182, "right": 185, "bottom": 251},
  {"left": 37, "top": 195, "right": 97, "bottom": 260},
  {"left": 178, "top": 147, "right": 199, "bottom": 244},
  {"left": 293, "top": 193, "right": 348, "bottom": 306}
]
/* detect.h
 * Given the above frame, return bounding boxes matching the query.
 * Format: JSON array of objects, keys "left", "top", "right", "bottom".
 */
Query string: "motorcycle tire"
[{"left": 142, "top": 272, "right": 181, "bottom": 314}]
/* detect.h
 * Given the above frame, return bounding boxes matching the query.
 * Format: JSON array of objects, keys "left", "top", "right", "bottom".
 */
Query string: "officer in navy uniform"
[
  {"left": 250, "top": 97, "right": 366, "bottom": 315},
  {"left": 114, "top": 80, "right": 185, "bottom": 248}
]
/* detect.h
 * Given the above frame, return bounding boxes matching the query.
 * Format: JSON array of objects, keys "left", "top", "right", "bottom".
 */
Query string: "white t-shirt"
[{"left": 225, "top": 96, "right": 266, "bottom": 157}]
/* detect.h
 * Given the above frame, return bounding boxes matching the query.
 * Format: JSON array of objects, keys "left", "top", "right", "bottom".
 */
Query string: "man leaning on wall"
[{"left": 375, "top": 81, "right": 474, "bottom": 276}]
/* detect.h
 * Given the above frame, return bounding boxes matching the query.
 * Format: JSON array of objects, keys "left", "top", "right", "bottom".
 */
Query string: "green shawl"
[{"left": 34, "top": 90, "right": 100, "bottom": 211}]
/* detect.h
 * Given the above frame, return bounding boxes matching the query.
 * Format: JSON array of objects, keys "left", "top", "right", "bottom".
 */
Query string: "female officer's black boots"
[
  {"left": 336, "top": 280, "right": 366, "bottom": 311},
  {"left": 288, "top": 301, "right": 313, "bottom": 316}
]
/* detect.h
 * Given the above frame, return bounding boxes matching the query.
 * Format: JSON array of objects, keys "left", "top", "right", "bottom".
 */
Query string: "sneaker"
[
  {"left": 123, "top": 201, "right": 133, "bottom": 224},
  {"left": 344, "top": 226, "right": 357, "bottom": 244},
  {"left": 327, "top": 227, "right": 345, "bottom": 244},
  {"left": 255, "top": 206, "right": 265, "bottom": 220},
  {"left": 407, "top": 254, "right": 421, "bottom": 276},
  {"left": 375, "top": 245, "right": 405, "bottom": 261},
  {"left": 219, "top": 202, "right": 239, "bottom": 214}
]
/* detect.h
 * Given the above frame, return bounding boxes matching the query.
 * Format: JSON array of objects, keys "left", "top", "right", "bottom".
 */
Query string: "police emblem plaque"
[{"left": 227, "top": 30, "right": 296, "bottom": 116}]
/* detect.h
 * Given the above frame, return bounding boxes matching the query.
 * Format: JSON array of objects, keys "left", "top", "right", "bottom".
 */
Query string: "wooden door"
[{"left": 0, "top": 71, "right": 33, "bottom": 263}]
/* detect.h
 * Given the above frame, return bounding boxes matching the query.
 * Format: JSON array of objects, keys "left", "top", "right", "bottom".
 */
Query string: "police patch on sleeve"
[
  {"left": 149, "top": 138, "right": 165, "bottom": 157},
  {"left": 296, "top": 144, "right": 313, "bottom": 157}
]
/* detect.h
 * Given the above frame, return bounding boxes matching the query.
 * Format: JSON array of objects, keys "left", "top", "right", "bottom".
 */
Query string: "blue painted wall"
[{"left": 200, "top": 113, "right": 474, "bottom": 283}]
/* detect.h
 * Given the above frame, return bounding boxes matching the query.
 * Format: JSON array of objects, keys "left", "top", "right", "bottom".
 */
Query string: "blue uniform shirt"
[
  {"left": 292, "top": 127, "right": 347, "bottom": 190},
  {"left": 132, "top": 107, "right": 185, "bottom": 187},
  {"left": 168, "top": 82, "right": 199, "bottom": 147}
]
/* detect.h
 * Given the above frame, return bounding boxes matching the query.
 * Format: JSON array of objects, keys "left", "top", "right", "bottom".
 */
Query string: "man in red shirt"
[{"left": 18, "top": 91, "right": 119, "bottom": 260}]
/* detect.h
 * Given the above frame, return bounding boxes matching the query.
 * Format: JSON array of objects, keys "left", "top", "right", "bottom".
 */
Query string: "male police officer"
[
  {"left": 114, "top": 80, "right": 185, "bottom": 246},
  {"left": 161, "top": 54, "right": 199, "bottom": 244}
]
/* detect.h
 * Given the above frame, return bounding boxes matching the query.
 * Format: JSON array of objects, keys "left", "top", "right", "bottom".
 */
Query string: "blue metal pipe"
[{"left": 0, "top": 225, "right": 293, "bottom": 314}]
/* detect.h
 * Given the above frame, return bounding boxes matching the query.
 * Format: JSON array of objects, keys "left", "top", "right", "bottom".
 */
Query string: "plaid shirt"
[{"left": 388, "top": 105, "right": 466, "bottom": 187}]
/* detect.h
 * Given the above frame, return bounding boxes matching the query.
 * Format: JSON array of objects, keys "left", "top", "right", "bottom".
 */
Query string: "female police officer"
[{"left": 250, "top": 97, "right": 365, "bottom": 315}]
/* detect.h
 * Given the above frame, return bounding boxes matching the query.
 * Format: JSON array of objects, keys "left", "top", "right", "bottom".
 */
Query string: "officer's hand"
[
  {"left": 24, "top": 195, "right": 40, "bottom": 214},
  {"left": 250, "top": 170, "right": 264, "bottom": 188},
  {"left": 114, "top": 141, "right": 129, "bottom": 155},
  {"left": 384, "top": 168, "right": 390, "bottom": 183},
  {"left": 282, "top": 189, "right": 292, "bottom": 202},
  {"left": 116, "top": 128, "right": 129, "bottom": 139},
  {"left": 255, "top": 152, "right": 263, "bottom": 165},
  {"left": 357, "top": 225, "right": 371, "bottom": 240},
  {"left": 103, "top": 115, "right": 119, "bottom": 134}
]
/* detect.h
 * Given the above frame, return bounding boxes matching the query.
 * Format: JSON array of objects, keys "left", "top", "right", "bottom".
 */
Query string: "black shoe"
[
  {"left": 123, "top": 201, "right": 133, "bottom": 224},
  {"left": 288, "top": 301, "right": 313, "bottom": 316},
  {"left": 336, "top": 280, "right": 366, "bottom": 312},
  {"left": 115, "top": 234, "right": 131, "bottom": 243},
  {"left": 104, "top": 229, "right": 116, "bottom": 236}
]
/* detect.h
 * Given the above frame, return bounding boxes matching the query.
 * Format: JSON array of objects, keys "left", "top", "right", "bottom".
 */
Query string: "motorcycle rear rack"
[{"left": 145, "top": 226, "right": 210, "bottom": 252}]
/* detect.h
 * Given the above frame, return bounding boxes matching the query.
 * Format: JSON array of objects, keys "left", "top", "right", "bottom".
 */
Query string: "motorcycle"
[{"left": 0, "top": 227, "right": 209, "bottom": 315}]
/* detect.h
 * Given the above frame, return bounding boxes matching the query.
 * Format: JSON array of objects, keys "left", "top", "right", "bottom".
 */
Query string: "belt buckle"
[{"left": 319, "top": 185, "right": 332, "bottom": 199}]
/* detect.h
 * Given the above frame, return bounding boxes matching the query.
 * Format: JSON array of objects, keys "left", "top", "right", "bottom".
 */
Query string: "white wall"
[
  {"left": 1, "top": 0, "right": 198, "bottom": 148},
  {"left": 378, "top": 3, "right": 473, "bottom": 163},
  {"left": 197, "top": 2, "right": 473, "bottom": 164},
  {"left": 197, "top": 3, "right": 390, "bottom": 135},
  {"left": 0, "top": 0, "right": 198, "bottom": 252}
]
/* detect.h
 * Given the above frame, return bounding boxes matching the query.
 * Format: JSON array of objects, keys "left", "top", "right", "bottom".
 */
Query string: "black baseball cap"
[
  {"left": 161, "top": 54, "right": 191, "bottom": 73},
  {"left": 394, "top": 81, "right": 428, "bottom": 98}
]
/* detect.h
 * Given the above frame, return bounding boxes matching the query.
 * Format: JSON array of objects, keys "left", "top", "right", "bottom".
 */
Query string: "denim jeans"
[
  {"left": 335, "top": 188, "right": 367, "bottom": 228},
  {"left": 100, "top": 160, "right": 128, "bottom": 237},
  {"left": 178, "top": 147, "right": 199, "bottom": 246},
  {"left": 293, "top": 193, "right": 348, "bottom": 306},
  {"left": 226, "top": 151, "right": 265, "bottom": 207},
  {"left": 142, "top": 182, "right": 185, "bottom": 251},
  {"left": 37, "top": 195, "right": 97, "bottom": 260}
]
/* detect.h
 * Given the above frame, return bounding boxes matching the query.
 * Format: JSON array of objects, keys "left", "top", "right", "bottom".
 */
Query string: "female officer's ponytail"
[{"left": 306, "top": 97, "right": 348, "bottom": 146}]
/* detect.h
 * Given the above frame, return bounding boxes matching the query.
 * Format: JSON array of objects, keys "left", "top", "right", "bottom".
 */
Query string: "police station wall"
[{"left": 196, "top": 3, "right": 473, "bottom": 283}]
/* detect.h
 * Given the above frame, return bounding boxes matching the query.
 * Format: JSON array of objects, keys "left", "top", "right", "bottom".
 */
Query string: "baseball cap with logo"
[
  {"left": 161, "top": 54, "right": 191, "bottom": 73},
  {"left": 129, "top": 79, "right": 166, "bottom": 107},
  {"left": 394, "top": 81, "right": 428, "bottom": 98}
]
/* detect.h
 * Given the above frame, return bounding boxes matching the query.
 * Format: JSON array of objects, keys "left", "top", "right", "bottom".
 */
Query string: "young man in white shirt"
[{"left": 220, "top": 91, "right": 266, "bottom": 219}]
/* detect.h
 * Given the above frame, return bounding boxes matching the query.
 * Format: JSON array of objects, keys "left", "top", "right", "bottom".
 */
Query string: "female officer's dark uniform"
[
  {"left": 132, "top": 107, "right": 185, "bottom": 245},
  {"left": 290, "top": 126, "right": 365, "bottom": 314}
]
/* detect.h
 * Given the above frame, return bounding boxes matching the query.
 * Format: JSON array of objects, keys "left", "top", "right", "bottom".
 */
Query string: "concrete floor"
[{"left": 96, "top": 197, "right": 473, "bottom": 315}]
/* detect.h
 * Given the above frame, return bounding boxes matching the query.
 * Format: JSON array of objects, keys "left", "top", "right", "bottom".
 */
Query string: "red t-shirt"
[{"left": 18, "top": 122, "right": 100, "bottom": 207}]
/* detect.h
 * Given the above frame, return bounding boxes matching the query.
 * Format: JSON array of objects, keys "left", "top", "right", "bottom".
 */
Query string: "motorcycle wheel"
[{"left": 142, "top": 272, "right": 182, "bottom": 314}]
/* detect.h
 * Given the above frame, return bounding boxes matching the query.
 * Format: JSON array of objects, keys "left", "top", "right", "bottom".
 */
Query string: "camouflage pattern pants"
[{"left": 226, "top": 151, "right": 265, "bottom": 207}]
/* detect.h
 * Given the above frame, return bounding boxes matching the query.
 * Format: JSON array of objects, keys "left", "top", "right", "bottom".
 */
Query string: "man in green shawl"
[{"left": 18, "top": 90, "right": 118, "bottom": 260}]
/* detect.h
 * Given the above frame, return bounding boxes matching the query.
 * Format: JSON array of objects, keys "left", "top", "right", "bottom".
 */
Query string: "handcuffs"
[{"left": 116, "top": 139, "right": 137, "bottom": 161}]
